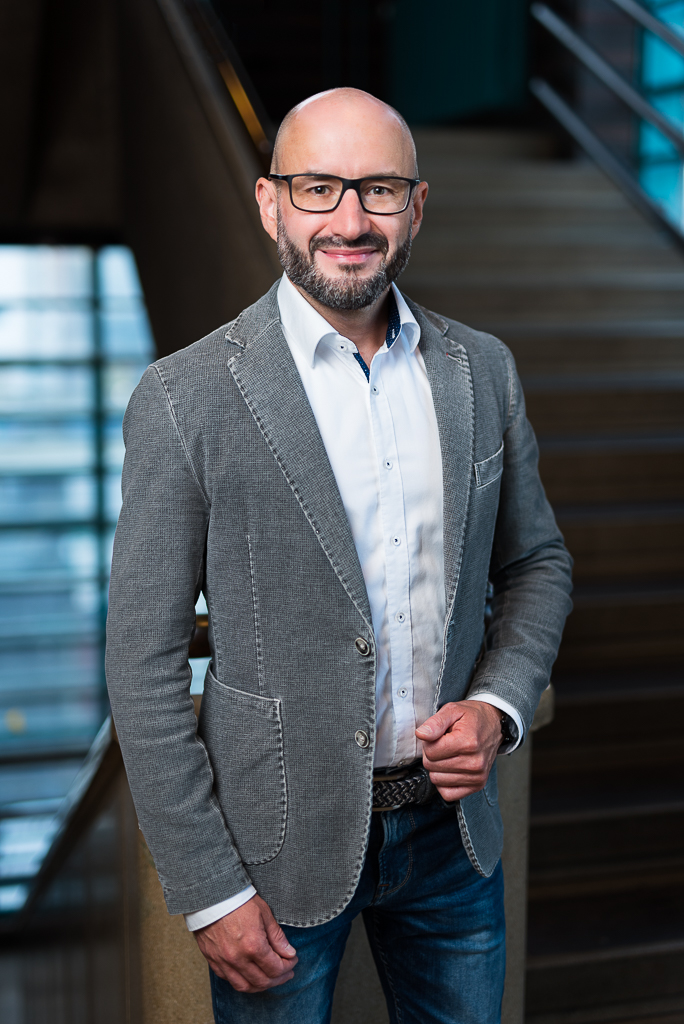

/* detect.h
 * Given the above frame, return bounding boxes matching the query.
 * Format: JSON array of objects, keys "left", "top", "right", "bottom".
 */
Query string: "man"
[{"left": 106, "top": 88, "right": 572, "bottom": 1024}]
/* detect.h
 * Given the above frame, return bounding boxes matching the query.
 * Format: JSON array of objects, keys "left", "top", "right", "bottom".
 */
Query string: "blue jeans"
[{"left": 210, "top": 797, "right": 505, "bottom": 1024}]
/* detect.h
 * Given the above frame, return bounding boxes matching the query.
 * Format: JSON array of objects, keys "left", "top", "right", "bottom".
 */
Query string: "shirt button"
[
  {"left": 384, "top": 459, "right": 393, "bottom": 470},
  {"left": 354, "top": 637, "right": 371, "bottom": 656},
  {"left": 395, "top": 611, "right": 406, "bottom": 623},
  {"left": 355, "top": 730, "right": 370, "bottom": 748},
  {"left": 398, "top": 687, "right": 408, "bottom": 698},
  {"left": 371, "top": 385, "right": 379, "bottom": 395},
  {"left": 392, "top": 536, "right": 401, "bottom": 547}
]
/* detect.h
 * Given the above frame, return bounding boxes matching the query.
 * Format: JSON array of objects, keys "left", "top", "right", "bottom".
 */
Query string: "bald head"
[{"left": 272, "top": 88, "right": 418, "bottom": 179}]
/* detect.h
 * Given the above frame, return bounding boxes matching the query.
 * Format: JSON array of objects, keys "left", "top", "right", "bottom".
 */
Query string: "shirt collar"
[{"left": 277, "top": 273, "right": 421, "bottom": 370}]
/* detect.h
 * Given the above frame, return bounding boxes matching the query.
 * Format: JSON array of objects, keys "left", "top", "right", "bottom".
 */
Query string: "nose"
[{"left": 325, "top": 185, "right": 373, "bottom": 241}]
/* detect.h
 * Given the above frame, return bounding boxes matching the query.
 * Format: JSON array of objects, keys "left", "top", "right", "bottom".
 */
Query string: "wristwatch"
[{"left": 500, "top": 712, "right": 516, "bottom": 748}]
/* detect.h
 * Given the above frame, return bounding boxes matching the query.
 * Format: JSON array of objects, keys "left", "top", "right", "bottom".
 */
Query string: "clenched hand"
[
  {"left": 415, "top": 700, "right": 503, "bottom": 801},
  {"left": 194, "top": 894, "right": 298, "bottom": 993}
]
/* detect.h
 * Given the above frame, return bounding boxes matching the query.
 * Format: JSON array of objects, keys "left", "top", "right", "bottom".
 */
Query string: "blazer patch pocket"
[
  {"left": 199, "top": 668, "right": 287, "bottom": 865},
  {"left": 474, "top": 442, "right": 504, "bottom": 489}
]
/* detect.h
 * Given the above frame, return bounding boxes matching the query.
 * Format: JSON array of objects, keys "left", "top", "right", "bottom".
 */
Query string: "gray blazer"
[{"left": 106, "top": 282, "right": 572, "bottom": 925}]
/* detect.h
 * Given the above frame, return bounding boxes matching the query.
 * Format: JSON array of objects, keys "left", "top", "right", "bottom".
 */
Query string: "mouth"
[{"left": 316, "top": 246, "right": 380, "bottom": 266}]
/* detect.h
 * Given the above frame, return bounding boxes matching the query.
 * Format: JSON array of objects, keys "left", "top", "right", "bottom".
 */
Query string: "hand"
[
  {"left": 194, "top": 894, "right": 298, "bottom": 993},
  {"left": 415, "top": 700, "right": 503, "bottom": 802}
]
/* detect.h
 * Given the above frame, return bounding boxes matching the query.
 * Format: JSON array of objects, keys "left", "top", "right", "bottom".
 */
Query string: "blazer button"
[
  {"left": 355, "top": 637, "right": 371, "bottom": 656},
  {"left": 355, "top": 730, "right": 370, "bottom": 748}
]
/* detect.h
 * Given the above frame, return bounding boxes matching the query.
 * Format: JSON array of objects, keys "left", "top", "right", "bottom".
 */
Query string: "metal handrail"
[
  {"left": 531, "top": 3, "right": 684, "bottom": 154},
  {"left": 530, "top": 78, "right": 684, "bottom": 247},
  {"left": 530, "top": 1, "right": 684, "bottom": 249},
  {"left": 608, "top": 0, "right": 684, "bottom": 59}
]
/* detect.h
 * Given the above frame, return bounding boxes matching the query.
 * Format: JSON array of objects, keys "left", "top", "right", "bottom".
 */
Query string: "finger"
[
  {"left": 429, "top": 769, "right": 486, "bottom": 787},
  {"left": 215, "top": 961, "right": 295, "bottom": 993},
  {"left": 416, "top": 707, "right": 460, "bottom": 741},
  {"left": 229, "top": 948, "right": 297, "bottom": 987},
  {"left": 423, "top": 751, "right": 484, "bottom": 772},
  {"left": 436, "top": 784, "right": 479, "bottom": 802},
  {"left": 248, "top": 945, "right": 297, "bottom": 981},
  {"left": 263, "top": 912, "right": 297, "bottom": 959}
]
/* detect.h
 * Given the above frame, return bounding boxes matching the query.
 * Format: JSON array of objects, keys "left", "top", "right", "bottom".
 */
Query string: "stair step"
[
  {"left": 550, "top": 668, "right": 684, "bottom": 702},
  {"left": 538, "top": 443, "right": 684, "bottom": 504},
  {"left": 527, "top": 884, "right": 684, "bottom": 963},
  {"left": 557, "top": 587, "right": 684, "bottom": 669},
  {"left": 526, "top": 390, "right": 684, "bottom": 437},
  {"left": 529, "top": 806, "right": 684, "bottom": 875},
  {"left": 399, "top": 283, "right": 684, "bottom": 327},
  {"left": 526, "top": 944, "right": 684, "bottom": 1020},
  {"left": 557, "top": 510, "right": 684, "bottom": 582},
  {"left": 528, "top": 856, "right": 684, "bottom": 901},
  {"left": 412, "top": 128, "right": 559, "bottom": 161},
  {"left": 532, "top": 683, "right": 684, "bottom": 746},
  {"left": 526, "top": 997, "right": 684, "bottom": 1024},
  {"left": 504, "top": 327, "right": 684, "bottom": 376}
]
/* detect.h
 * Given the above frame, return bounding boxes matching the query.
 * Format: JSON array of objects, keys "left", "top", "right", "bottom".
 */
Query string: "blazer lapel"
[
  {"left": 408, "top": 302, "right": 475, "bottom": 616},
  {"left": 225, "top": 288, "right": 373, "bottom": 630}
]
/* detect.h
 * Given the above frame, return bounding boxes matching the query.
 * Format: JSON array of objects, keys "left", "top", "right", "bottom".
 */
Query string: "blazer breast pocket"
[
  {"left": 474, "top": 442, "right": 504, "bottom": 489},
  {"left": 198, "top": 668, "right": 287, "bottom": 865}
]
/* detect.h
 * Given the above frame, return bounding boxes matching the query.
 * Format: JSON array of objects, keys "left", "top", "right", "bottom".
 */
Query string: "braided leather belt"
[{"left": 372, "top": 761, "right": 435, "bottom": 811}]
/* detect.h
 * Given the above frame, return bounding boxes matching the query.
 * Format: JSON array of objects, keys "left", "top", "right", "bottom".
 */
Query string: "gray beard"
[{"left": 276, "top": 207, "right": 412, "bottom": 311}]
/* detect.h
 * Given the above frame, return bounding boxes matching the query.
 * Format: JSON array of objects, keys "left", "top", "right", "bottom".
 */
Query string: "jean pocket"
[
  {"left": 474, "top": 442, "right": 504, "bottom": 489},
  {"left": 199, "top": 668, "right": 287, "bottom": 865}
]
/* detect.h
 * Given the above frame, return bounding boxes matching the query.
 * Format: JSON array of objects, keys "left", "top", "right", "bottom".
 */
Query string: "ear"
[
  {"left": 410, "top": 181, "right": 429, "bottom": 240},
  {"left": 255, "top": 177, "right": 278, "bottom": 242}
]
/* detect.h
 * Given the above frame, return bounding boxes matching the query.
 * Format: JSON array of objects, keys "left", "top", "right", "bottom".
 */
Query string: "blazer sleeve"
[
  {"left": 105, "top": 365, "right": 253, "bottom": 915},
  {"left": 466, "top": 344, "right": 573, "bottom": 739}
]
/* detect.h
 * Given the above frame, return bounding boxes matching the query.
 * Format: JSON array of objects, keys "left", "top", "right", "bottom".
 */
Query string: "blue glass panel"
[
  {"left": 0, "top": 366, "right": 94, "bottom": 415},
  {"left": 0, "top": 247, "right": 92, "bottom": 301},
  {"left": 0, "top": 695, "right": 102, "bottom": 756},
  {"left": 98, "top": 247, "right": 143, "bottom": 299},
  {"left": 0, "top": 420, "right": 95, "bottom": 473},
  {"left": 105, "top": 415, "right": 126, "bottom": 471},
  {"left": 0, "top": 476, "right": 96, "bottom": 524},
  {"left": 0, "top": 817, "right": 60, "bottom": 879},
  {"left": 0, "top": 883, "right": 28, "bottom": 912},
  {"left": 105, "top": 473, "right": 123, "bottom": 524},
  {"left": 0, "top": 762, "right": 82, "bottom": 816},
  {"left": 0, "top": 584, "right": 102, "bottom": 641},
  {"left": 0, "top": 530, "right": 99, "bottom": 583},
  {"left": 100, "top": 307, "right": 155, "bottom": 359},
  {"left": 0, "top": 243, "right": 154, "bottom": 905},
  {"left": 0, "top": 309, "right": 93, "bottom": 360},
  {"left": 0, "top": 646, "right": 101, "bottom": 696},
  {"left": 103, "top": 361, "right": 151, "bottom": 413},
  {"left": 190, "top": 658, "right": 210, "bottom": 695}
]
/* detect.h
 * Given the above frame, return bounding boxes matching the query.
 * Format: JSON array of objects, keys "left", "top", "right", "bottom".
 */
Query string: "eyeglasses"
[{"left": 268, "top": 174, "right": 421, "bottom": 215}]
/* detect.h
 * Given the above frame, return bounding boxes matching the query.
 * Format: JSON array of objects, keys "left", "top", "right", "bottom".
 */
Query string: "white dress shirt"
[{"left": 184, "top": 274, "right": 522, "bottom": 931}]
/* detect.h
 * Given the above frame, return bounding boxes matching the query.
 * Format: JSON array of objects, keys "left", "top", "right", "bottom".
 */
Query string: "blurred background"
[{"left": 0, "top": 1, "right": 682, "bottom": 1022}]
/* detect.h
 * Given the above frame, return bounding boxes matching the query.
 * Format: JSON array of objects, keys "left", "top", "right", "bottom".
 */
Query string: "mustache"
[{"left": 309, "top": 232, "right": 390, "bottom": 258}]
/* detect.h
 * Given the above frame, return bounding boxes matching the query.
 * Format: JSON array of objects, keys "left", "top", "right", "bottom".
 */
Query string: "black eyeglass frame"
[{"left": 268, "top": 173, "right": 422, "bottom": 215}]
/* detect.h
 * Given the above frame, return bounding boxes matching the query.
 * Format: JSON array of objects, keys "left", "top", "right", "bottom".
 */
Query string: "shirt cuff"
[
  {"left": 465, "top": 693, "right": 524, "bottom": 754},
  {"left": 184, "top": 885, "right": 257, "bottom": 932}
]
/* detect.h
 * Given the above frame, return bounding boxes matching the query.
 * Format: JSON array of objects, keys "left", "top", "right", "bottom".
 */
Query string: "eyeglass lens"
[{"left": 290, "top": 176, "right": 412, "bottom": 213}]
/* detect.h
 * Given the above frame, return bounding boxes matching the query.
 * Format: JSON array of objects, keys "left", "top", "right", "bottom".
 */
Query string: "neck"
[{"left": 291, "top": 281, "right": 392, "bottom": 368}]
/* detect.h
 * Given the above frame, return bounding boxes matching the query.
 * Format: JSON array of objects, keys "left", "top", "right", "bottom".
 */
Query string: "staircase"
[{"left": 402, "top": 129, "right": 684, "bottom": 1024}]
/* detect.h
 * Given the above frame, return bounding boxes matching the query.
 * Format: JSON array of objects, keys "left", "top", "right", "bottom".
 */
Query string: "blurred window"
[
  {"left": 638, "top": 1, "right": 684, "bottom": 224},
  {"left": 0, "top": 245, "right": 154, "bottom": 913}
]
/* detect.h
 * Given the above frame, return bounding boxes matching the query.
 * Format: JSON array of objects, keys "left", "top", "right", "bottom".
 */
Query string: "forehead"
[{"left": 278, "top": 103, "right": 414, "bottom": 177}]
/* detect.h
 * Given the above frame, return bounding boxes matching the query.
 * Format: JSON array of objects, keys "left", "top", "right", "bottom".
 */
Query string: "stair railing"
[{"left": 530, "top": 0, "right": 684, "bottom": 248}]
